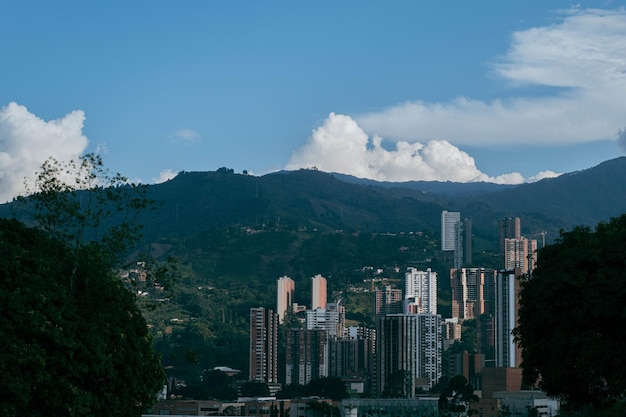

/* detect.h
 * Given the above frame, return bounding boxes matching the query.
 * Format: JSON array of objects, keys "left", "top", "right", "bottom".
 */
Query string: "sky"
[{"left": 1, "top": 1, "right": 626, "bottom": 202}]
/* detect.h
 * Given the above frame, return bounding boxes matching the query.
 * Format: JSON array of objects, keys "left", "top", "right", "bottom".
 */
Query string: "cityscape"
[{"left": 152, "top": 214, "right": 557, "bottom": 417}]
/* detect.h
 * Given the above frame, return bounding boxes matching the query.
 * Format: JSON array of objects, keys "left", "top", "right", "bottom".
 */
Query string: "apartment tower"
[
  {"left": 311, "top": 274, "right": 327, "bottom": 309},
  {"left": 494, "top": 269, "right": 522, "bottom": 368},
  {"left": 276, "top": 276, "right": 295, "bottom": 323},
  {"left": 405, "top": 267, "right": 437, "bottom": 315},
  {"left": 249, "top": 307, "right": 279, "bottom": 383}
]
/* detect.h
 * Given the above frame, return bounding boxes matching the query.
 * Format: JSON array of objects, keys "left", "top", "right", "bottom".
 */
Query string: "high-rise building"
[
  {"left": 441, "top": 211, "right": 465, "bottom": 268},
  {"left": 499, "top": 217, "right": 521, "bottom": 254},
  {"left": 375, "top": 285, "right": 403, "bottom": 317},
  {"left": 276, "top": 276, "right": 295, "bottom": 323},
  {"left": 450, "top": 268, "right": 497, "bottom": 320},
  {"left": 376, "top": 313, "right": 442, "bottom": 397},
  {"left": 494, "top": 269, "right": 522, "bottom": 368},
  {"left": 306, "top": 300, "right": 345, "bottom": 338},
  {"left": 311, "top": 274, "right": 327, "bottom": 309},
  {"left": 441, "top": 211, "right": 461, "bottom": 251},
  {"left": 249, "top": 307, "right": 279, "bottom": 383},
  {"left": 285, "top": 328, "right": 328, "bottom": 385},
  {"left": 405, "top": 267, "right": 437, "bottom": 315},
  {"left": 504, "top": 237, "right": 537, "bottom": 274},
  {"left": 328, "top": 336, "right": 371, "bottom": 380}
]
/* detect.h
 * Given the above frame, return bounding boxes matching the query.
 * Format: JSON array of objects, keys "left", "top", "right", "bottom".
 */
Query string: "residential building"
[
  {"left": 504, "top": 237, "right": 537, "bottom": 275},
  {"left": 249, "top": 307, "right": 279, "bottom": 383},
  {"left": 311, "top": 274, "right": 327, "bottom": 309},
  {"left": 498, "top": 217, "right": 521, "bottom": 255},
  {"left": 374, "top": 285, "right": 403, "bottom": 317},
  {"left": 405, "top": 267, "right": 437, "bottom": 315},
  {"left": 441, "top": 210, "right": 461, "bottom": 251},
  {"left": 375, "top": 313, "right": 442, "bottom": 397},
  {"left": 494, "top": 270, "right": 522, "bottom": 368},
  {"left": 285, "top": 329, "right": 328, "bottom": 385},
  {"left": 450, "top": 267, "right": 496, "bottom": 320},
  {"left": 277, "top": 276, "right": 295, "bottom": 323},
  {"left": 441, "top": 210, "right": 464, "bottom": 268},
  {"left": 305, "top": 300, "right": 345, "bottom": 338}
]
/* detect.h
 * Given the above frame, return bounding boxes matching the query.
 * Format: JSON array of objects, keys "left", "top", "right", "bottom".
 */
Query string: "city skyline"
[{"left": 1, "top": 2, "right": 626, "bottom": 203}]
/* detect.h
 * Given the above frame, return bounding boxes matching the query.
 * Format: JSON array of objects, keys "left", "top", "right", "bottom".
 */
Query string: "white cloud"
[
  {"left": 356, "top": 8, "right": 626, "bottom": 147},
  {"left": 175, "top": 128, "right": 200, "bottom": 143},
  {"left": 286, "top": 113, "right": 547, "bottom": 184},
  {"left": 152, "top": 169, "right": 177, "bottom": 184},
  {"left": 0, "top": 102, "right": 89, "bottom": 203}
]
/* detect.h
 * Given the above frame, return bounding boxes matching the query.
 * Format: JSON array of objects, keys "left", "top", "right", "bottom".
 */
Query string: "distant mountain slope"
[
  {"left": 139, "top": 168, "right": 446, "bottom": 242},
  {"left": 2, "top": 158, "right": 625, "bottom": 246},
  {"left": 474, "top": 156, "right": 626, "bottom": 229}
]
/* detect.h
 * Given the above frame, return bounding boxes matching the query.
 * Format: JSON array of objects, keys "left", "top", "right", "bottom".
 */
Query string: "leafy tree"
[
  {"left": 306, "top": 376, "right": 349, "bottom": 401},
  {"left": 0, "top": 218, "right": 164, "bottom": 416},
  {"left": 438, "top": 375, "right": 478, "bottom": 416},
  {"left": 514, "top": 214, "right": 626, "bottom": 410},
  {"left": 0, "top": 155, "right": 167, "bottom": 416},
  {"left": 241, "top": 381, "right": 270, "bottom": 397}
]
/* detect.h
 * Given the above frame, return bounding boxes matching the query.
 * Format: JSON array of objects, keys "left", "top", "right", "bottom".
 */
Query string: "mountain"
[{"left": 132, "top": 157, "right": 626, "bottom": 247}]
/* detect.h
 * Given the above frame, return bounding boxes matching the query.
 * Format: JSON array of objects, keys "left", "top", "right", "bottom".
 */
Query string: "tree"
[
  {"left": 438, "top": 375, "right": 478, "bottom": 416},
  {"left": 306, "top": 376, "right": 349, "bottom": 401},
  {"left": 240, "top": 381, "right": 270, "bottom": 397},
  {"left": 0, "top": 218, "right": 164, "bottom": 416},
  {"left": 0, "top": 155, "right": 167, "bottom": 416},
  {"left": 514, "top": 214, "right": 626, "bottom": 410}
]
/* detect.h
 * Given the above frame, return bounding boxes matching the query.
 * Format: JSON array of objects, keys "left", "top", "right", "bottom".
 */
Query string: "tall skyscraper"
[
  {"left": 450, "top": 268, "right": 497, "bottom": 320},
  {"left": 376, "top": 313, "right": 442, "bottom": 397},
  {"left": 499, "top": 217, "right": 521, "bottom": 254},
  {"left": 276, "top": 276, "right": 295, "bottom": 323},
  {"left": 249, "top": 307, "right": 279, "bottom": 383},
  {"left": 441, "top": 211, "right": 464, "bottom": 268},
  {"left": 494, "top": 269, "right": 522, "bottom": 368},
  {"left": 441, "top": 211, "right": 461, "bottom": 251},
  {"left": 285, "top": 328, "right": 328, "bottom": 385},
  {"left": 375, "top": 285, "right": 403, "bottom": 317},
  {"left": 504, "top": 237, "right": 537, "bottom": 274},
  {"left": 311, "top": 274, "right": 327, "bottom": 309},
  {"left": 405, "top": 267, "right": 437, "bottom": 315}
]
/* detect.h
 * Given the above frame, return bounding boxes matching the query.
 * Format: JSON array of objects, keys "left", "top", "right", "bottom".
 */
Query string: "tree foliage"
[
  {"left": 438, "top": 375, "right": 478, "bottom": 416},
  {"left": 514, "top": 214, "right": 626, "bottom": 410},
  {"left": 0, "top": 218, "right": 164, "bottom": 416},
  {"left": 0, "top": 155, "right": 166, "bottom": 416}
]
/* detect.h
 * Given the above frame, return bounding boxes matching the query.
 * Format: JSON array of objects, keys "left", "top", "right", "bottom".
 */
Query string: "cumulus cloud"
[
  {"left": 0, "top": 102, "right": 89, "bottom": 203},
  {"left": 357, "top": 8, "right": 626, "bottom": 147},
  {"left": 152, "top": 169, "right": 177, "bottom": 184},
  {"left": 286, "top": 113, "right": 541, "bottom": 184}
]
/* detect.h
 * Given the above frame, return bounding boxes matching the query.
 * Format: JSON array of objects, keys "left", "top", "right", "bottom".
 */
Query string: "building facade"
[
  {"left": 276, "top": 276, "right": 295, "bottom": 323},
  {"left": 305, "top": 301, "right": 345, "bottom": 338},
  {"left": 504, "top": 237, "right": 537, "bottom": 275},
  {"left": 494, "top": 270, "right": 522, "bottom": 368},
  {"left": 450, "top": 267, "right": 497, "bottom": 320},
  {"left": 249, "top": 307, "right": 279, "bottom": 383},
  {"left": 405, "top": 267, "right": 437, "bottom": 315},
  {"left": 311, "top": 274, "right": 327, "bottom": 310},
  {"left": 375, "top": 285, "right": 403, "bottom": 317},
  {"left": 285, "top": 328, "right": 328, "bottom": 386},
  {"left": 498, "top": 217, "right": 521, "bottom": 254}
]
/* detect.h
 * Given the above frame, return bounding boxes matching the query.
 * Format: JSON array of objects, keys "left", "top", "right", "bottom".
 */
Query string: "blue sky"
[{"left": 1, "top": 1, "right": 625, "bottom": 202}]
